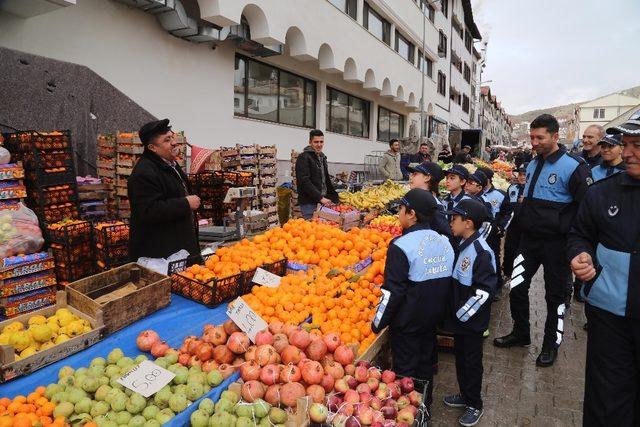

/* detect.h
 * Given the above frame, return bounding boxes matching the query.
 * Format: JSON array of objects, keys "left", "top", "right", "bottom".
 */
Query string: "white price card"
[
  {"left": 117, "top": 360, "right": 175, "bottom": 398},
  {"left": 226, "top": 297, "right": 268, "bottom": 343},
  {"left": 252, "top": 267, "right": 281, "bottom": 288}
]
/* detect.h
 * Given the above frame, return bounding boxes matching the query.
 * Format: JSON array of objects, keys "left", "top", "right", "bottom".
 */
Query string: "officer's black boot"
[
  {"left": 493, "top": 331, "right": 531, "bottom": 348},
  {"left": 536, "top": 346, "right": 558, "bottom": 367}
]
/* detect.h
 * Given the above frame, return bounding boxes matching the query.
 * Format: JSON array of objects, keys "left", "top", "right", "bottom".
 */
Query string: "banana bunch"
[{"left": 339, "top": 180, "right": 409, "bottom": 210}]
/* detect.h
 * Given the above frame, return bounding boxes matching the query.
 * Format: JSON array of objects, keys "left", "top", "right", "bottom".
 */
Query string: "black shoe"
[
  {"left": 536, "top": 347, "right": 558, "bottom": 367},
  {"left": 493, "top": 332, "right": 530, "bottom": 348}
]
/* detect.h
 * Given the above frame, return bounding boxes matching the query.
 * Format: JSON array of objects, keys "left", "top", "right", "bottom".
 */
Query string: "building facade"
[
  {"left": 0, "top": 0, "right": 483, "bottom": 170},
  {"left": 479, "top": 86, "right": 512, "bottom": 148},
  {"left": 576, "top": 93, "right": 640, "bottom": 137}
]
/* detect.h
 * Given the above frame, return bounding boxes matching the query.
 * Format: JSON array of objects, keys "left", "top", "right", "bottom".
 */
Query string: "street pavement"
[{"left": 431, "top": 270, "right": 587, "bottom": 426}]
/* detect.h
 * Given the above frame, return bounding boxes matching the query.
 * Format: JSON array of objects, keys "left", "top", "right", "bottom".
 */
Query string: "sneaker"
[
  {"left": 459, "top": 406, "right": 484, "bottom": 426},
  {"left": 482, "top": 329, "right": 490, "bottom": 338},
  {"left": 443, "top": 394, "right": 467, "bottom": 408}
]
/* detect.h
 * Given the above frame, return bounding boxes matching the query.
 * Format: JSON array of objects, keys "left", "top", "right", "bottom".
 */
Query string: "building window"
[
  {"left": 464, "top": 63, "right": 471, "bottom": 83},
  {"left": 464, "top": 30, "right": 472, "bottom": 52},
  {"left": 417, "top": 51, "right": 434, "bottom": 77},
  {"left": 326, "top": 87, "right": 370, "bottom": 138},
  {"left": 364, "top": 3, "right": 391, "bottom": 45},
  {"left": 593, "top": 108, "right": 605, "bottom": 119},
  {"left": 438, "top": 31, "right": 447, "bottom": 58},
  {"left": 329, "top": 0, "right": 357, "bottom": 20},
  {"left": 426, "top": 2, "right": 435, "bottom": 21},
  {"left": 463, "top": 94, "right": 470, "bottom": 113},
  {"left": 234, "top": 55, "right": 316, "bottom": 128},
  {"left": 452, "top": 20, "right": 463, "bottom": 39},
  {"left": 378, "top": 107, "right": 405, "bottom": 142},
  {"left": 395, "top": 32, "right": 415, "bottom": 63},
  {"left": 452, "top": 52, "right": 462, "bottom": 73},
  {"left": 441, "top": 0, "right": 448, "bottom": 17},
  {"left": 437, "top": 72, "right": 446, "bottom": 97}
]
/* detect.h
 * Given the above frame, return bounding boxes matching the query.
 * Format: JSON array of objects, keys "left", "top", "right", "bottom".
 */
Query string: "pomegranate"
[
  {"left": 320, "top": 354, "right": 335, "bottom": 368},
  {"left": 306, "top": 384, "right": 326, "bottom": 403},
  {"left": 320, "top": 373, "right": 335, "bottom": 393},
  {"left": 280, "top": 382, "right": 306, "bottom": 408},
  {"left": 178, "top": 352, "right": 190, "bottom": 366},
  {"left": 301, "top": 360, "right": 324, "bottom": 385},
  {"left": 255, "top": 329, "right": 274, "bottom": 346},
  {"left": 345, "top": 364, "right": 356, "bottom": 375},
  {"left": 223, "top": 319, "right": 241, "bottom": 335},
  {"left": 150, "top": 341, "right": 169, "bottom": 358},
  {"left": 268, "top": 320, "right": 284, "bottom": 335},
  {"left": 201, "top": 360, "right": 218, "bottom": 373},
  {"left": 322, "top": 333, "right": 341, "bottom": 352},
  {"left": 188, "top": 355, "right": 202, "bottom": 368},
  {"left": 203, "top": 323, "right": 215, "bottom": 332},
  {"left": 194, "top": 342, "right": 213, "bottom": 362},
  {"left": 213, "top": 345, "right": 234, "bottom": 364},
  {"left": 334, "top": 345, "right": 355, "bottom": 366},
  {"left": 136, "top": 330, "right": 160, "bottom": 352},
  {"left": 272, "top": 334, "right": 289, "bottom": 353},
  {"left": 306, "top": 339, "right": 327, "bottom": 361},
  {"left": 259, "top": 364, "right": 280, "bottom": 385},
  {"left": 255, "top": 344, "right": 279, "bottom": 366},
  {"left": 202, "top": 326, "right": 227, "bottom": 346},
  {"left": 279, "top": 365, "right": 302, "bottom": 383},
  {"left": 283, "top": 324, "right": 298, "bottom": 339},
  {"left": 239, "top": 360, "right": 261, "bottom": 381},
  {"left": 324, "top": 361, "right": 345, "bottom": 380},
  {"left": 280, "top": 345, "right": 304, "bottom": 365},
  {"left": 290, "top": 329, "right": 311, "bottom": 350},
  {"left": 181, "top": 335, "right": 197, "bottom": 353},
  {"left": 241, "top": 380, "right": 266, "bottom": 403},
  {"left": 227, "top": 332, "right": 250, "bottom": 354},
  {"left": 244, "top": 345, "right": 257, "bottom": 362},
  {"left": 264, "top": 384, "right": 282, "bottom": 406}
]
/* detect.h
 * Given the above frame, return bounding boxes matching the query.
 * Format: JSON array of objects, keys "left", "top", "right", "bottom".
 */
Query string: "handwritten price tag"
[
  {"left": 226, "top": 297, "right": 268, "bottom": 343},
  {"left": 117, "top": 360, "right": 175, "bottom": 397},
  {"left": 252, "top": 268, "right": 281, "bottom": 288}
]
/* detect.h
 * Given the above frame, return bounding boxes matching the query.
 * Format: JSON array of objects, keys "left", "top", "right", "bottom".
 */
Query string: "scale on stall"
[{"left": 198, "top": 186, "right": 257, "bottom": 242}]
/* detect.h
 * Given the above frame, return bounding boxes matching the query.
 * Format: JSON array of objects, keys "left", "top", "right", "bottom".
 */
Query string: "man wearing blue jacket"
[{"left": 568, "top": 113, "right": 640, "bottom": 427}]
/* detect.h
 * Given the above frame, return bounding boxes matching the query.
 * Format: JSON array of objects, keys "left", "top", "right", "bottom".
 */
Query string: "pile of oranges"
[{"left": 0, "top": 388, "right": 67, "bottom": 427}]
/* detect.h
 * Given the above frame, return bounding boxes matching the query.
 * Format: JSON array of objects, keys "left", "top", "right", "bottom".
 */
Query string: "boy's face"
[
  {"left": 445, "top": 174, "right": 464, "bottom": 192},
  {"left": 449, "top": 214, "right": 468, "bottom": 237},
  {"left": 398, "top": 205, "right": 414, "bottom": 229},
  {"left": 465, "top": 180, "right": 483, "bottom": 196},
  {"left": 517, "top": 171, "right": 527, "bottom": 185},
  {"left": 409, "top": 172, "right": 429, "bottom": 190}
]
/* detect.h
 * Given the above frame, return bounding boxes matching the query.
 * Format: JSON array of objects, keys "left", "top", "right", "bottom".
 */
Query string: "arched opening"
[
  {"left": 318, "top": 43, "right": 340, "bottom": 73},
  {"left": 285, "top": 26, "right": 313, "bottom": 61},
  {"left": 381, "top": 78, "right": 394, "bottom": 98},
  {"left": 343, "top": 58, "right": 361, "bottom": 83},
  {"left": 364, "top": 69, "right": 378, "bottom": 91}
]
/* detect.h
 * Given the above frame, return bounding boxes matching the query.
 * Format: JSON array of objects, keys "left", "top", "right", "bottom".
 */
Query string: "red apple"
[
  {"left": 357, "top": 407, "right": 375, "bottom": 425},
  {"left": 344, "top": 389, "right": 360, "bottom": 404},
  {"left": 367, "top": 377, "right": 380, "bottom": 392},
  {"left": 334, "top": 378, "right": 349, "bottom": 393},
  {"left": 380, "top": 405, "right": 397, "bottom": 420},
  {"left": 381, "top": 370, "right": 396, "bottom": 384},
  {"left": 399, "top": 377, "right": 414, "bottom": 394},
  {"left": 396, "top": 395, "right": 410, "bottom": 410},
  {"left": 345, "top": 375, "right": 358, "bottom": 389},
  {"left": 370, "top": 396, "right": 383, "bottom": 411},
  {"left": 397, "top": 407, "right": 415, "bottom": 425},
  {"left": 355, "top": 366, "right": 369, "bottom": 383},
  {"left": 407, "top": 390, "right": 423, "bottom": 407},
  {"left": 388, "top": 383, "right": 401, "bottom": 400},
  {"left": 326, "top": 394, "right": 343, "bottom": 412},
  {"left": 356, "top": 383, "right": 371, "bottom": 394},
  {"left": 368, "top": 367, "right": 382, "bottom": 380}
]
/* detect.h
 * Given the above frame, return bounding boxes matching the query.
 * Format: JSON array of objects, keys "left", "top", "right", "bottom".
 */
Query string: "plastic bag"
[
  {"left": 0, "top": 204, "right": 45, "bottom": 258},
  {"left": 0, "top": 147, "right": 10, "bottom": 164},
  {"left": 137, "top": 249, "right": 191, "bottom": 276}
]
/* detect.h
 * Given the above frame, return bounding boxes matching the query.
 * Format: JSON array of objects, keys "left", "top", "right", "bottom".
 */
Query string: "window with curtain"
[{"left": 326, "top": 87, "right": 370, "bottom": 138}]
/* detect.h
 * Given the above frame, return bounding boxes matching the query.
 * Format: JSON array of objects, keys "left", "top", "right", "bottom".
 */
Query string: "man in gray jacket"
[{"left": 379, "top": 139, "right": 403, "bottom": 180}]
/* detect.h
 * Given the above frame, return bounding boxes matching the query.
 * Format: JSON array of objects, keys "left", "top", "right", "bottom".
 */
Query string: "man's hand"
[
  {"left": 571, "top": 252, "right": 596, "bottom": 281},
  {"left": 186, "top": 195, "right": 201, "bottom": 211},
  {"left": 320, "top": 197, "right": 332, "bottom": 207}
]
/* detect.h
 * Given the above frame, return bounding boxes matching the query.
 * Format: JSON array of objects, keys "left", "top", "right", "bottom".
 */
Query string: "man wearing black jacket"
[
  {"left": 128, "top": 119, "right": 200, "bottom": 261},
  {"left": 295, "top": 130, "right": 339, "bottom": 219}
]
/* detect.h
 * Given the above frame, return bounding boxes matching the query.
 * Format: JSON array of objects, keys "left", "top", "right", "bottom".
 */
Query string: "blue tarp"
[{"left": 2, "top": 295, "right": 237, "bottom": 426}]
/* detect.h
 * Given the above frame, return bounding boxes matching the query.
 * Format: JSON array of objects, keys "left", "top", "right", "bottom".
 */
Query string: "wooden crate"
[
  {"left": 66, "top": 263, "right": 171, "bottom": 335},
  {"left": 0, "top": 291, "right": 104, "bottom": 383},
  {"left": 357, "top": 327, "right": 388, "bottom": 362}
]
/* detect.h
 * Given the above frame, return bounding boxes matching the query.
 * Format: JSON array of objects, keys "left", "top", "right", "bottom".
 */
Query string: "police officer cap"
[
  {"left": 598, "top": 133, "right": 623, "bottom": 147},
  {"left": 468, "top": 170, "right": 488, "bottom": 188},
  {"left": 446, "top": 164, "right": 470, "bottom": 180},
  {"left": 406, "top": 161, "right": 443, "bottom": 181},
  {"left": 445, "top": 199, "right": 490, "bottom": 225},
  {"left": 400, "top": 189, "right": 438, "bottom": 217},
  {"left": 476, "top": 166, "right": 494, "bottom": 181},
  {"left": 513, "top": 163, "right": 527, "bottom": 173},
  {"left": 139, "top": 119, "right": 172, "bottom": 145},
  {"left": 607, "top": 110, "right": 640, "bottom": 136}
]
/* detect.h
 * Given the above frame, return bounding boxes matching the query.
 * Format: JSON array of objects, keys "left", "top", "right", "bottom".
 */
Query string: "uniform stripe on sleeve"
[
  {"left": 373, "top": 289, "right": 391, "bottom": 328},
  {"left": 456, "top": 289, "right": 490, "bottom": 322}
]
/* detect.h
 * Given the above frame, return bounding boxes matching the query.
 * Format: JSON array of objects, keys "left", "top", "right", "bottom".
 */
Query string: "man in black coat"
[
  {"left": 295, "top": 129, "right": 339, "bottom": 219},
  {"left": 127, "top": 119, "right": 201, "bottom": 261}
]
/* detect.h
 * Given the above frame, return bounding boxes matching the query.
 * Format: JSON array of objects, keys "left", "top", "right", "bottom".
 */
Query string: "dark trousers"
[
  {"left": 502, "top": 227, "right": 521, "bottom": 279},
  {"left": 584, "top": 304, "right": 640, "bottom": 427},
  {"left": 486, "top": 230, "right": 504, "bottom": 289},
  {"left": 390, "top": 326, "right": 437, "bottom": 406},
  {"left": 508, "top": 235, "right": 570, "bottom": 348},
  {"left": 454, "top": 333, "right": 484, "bottom": 410}
]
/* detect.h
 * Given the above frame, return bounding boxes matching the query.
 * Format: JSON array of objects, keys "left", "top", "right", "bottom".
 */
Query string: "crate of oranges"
[{"left": 0, "top": 386, "right": 69, "bottom": 427}]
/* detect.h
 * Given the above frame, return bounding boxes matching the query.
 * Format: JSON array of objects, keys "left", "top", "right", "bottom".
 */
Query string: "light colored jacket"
[{"left": 379, "top": 150, "right": 403, "bottom": 180}]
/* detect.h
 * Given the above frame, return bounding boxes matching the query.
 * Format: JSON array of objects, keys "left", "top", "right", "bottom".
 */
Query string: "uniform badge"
[
  {"left": 586, "top": 177, "right": 594, "bottom": 185},
  {"left": 548, "top": 173, "right": 557, "bottom": 184},
  {"left": 460, "top": 256, "right": 471, "bottom": 273},
  {"left": 608, "top": 205, "right": 619, "bottom": 217},
  {"left": 491, "top": 199, "right": 499, "bottom": 206}
]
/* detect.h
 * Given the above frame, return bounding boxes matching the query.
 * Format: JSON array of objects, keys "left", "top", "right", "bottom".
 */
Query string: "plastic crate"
[
  {"left": 51, "top": 242, "right": 92, "bottom": 265},
  {"left": 55, "top": 259, "right": 94, "bottom": 284},
  {"left": 46, "top": 220, "right": 91, "bottom": 244},
  {"left": 39, "top": 204, "right": 79, "bottom": 224},
  {"left": 171, "top": 271, "right": 244, "bottom": 307},
  {"left": 95, "top": 244, "right": 129, "bottom": 270},
  {"left": 93, "top": 222, "right": 129, "bottom": 247}
]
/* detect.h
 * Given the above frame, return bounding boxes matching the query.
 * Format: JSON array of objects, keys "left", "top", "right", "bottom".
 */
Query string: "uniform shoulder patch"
[{"left": 460, "top": 256, "right": 471, "bottom": 272}]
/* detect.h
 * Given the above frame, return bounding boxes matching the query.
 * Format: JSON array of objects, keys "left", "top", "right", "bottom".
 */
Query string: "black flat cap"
[
  {"left": 445, "top": 198, "right": 490, "bottom": 225},
  {"left": 407, "top": 161, "right": 444, "bottom": 181},
  {"left": 598, "top": 133, "right": 623, "bottom": 146},
  {"left": 476, "top": 166, "right": 494, "bottom": 181},
  {"left": 400, "top": 188, "right": 438, "bottom": 217},
  {"left": 446, "top": 164, "right": 470, "bottom": 180},
  {"left": 468, "top": 170, "right": 488, "bottom": 188},
  {"left": 139, "top": 119, "right": 172, "bottom": 145}
]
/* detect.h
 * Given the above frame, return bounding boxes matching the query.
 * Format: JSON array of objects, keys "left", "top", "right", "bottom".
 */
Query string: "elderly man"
[
  {"left": 128, "top": 119, "right": 201, "bottom": 261},
  {"left": 580, "top": 125, "right": 604, "bottom": 168}
]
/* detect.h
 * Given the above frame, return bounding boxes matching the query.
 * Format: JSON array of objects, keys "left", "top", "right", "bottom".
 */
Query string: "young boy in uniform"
[
  {"left": 443, "top": 165, "right": 471, "bottom": 212},
  {"left": 444, "top": 199, "right": 498, "bottom": 427},
  {"left": 371, "top": 188, "right": 455, "bottom": 416}
]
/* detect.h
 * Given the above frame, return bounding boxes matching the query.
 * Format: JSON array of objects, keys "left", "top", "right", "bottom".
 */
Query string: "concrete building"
[
  {"left": 576, "top": 92, "right": 640, "bottom": 137},
  {"left": 0, "top": 0, "right": 482, "bottom": 172},
  {"left": 479, "top": 86, "right": 512, "bottom": 148}
]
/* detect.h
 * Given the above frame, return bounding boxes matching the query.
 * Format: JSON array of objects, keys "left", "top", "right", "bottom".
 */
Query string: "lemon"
[
  {"left": 58, "top": 314, "right": 75, "bottom": 327},
  {"left": 20, "top": 345, "right": 38, "bottom": 358},
  {"left": 40, "top": 341, "right": 56, "bottom": 350},
  {"left": 47, "top": 315, "right": 60, "bottom": 326},
  {"left": 55, "top": 308, "right": 72, "bottom": 317},
  {"left": 55, "top": 334, "right": 71, "bottom": 344},
  {"left": 9, "top": 330, "right": 32, "bottom": 352},
  {"left": 0, "top": 333, "right": 10, "bottom": 345},
  {"left": 67, "top": 321, "right": 84, "bottom": 337},
  {"left": 47, "top": 321, "right": 60, "bottom": 335},
  {"left": 31, "top": 324, "right": 53, "bottom": 343},
  {"left": 28, "top": 315, "right": 47, "bottom": 325},
  {"left": 3, "top": 321, "right": 24, "bottom": 334}
]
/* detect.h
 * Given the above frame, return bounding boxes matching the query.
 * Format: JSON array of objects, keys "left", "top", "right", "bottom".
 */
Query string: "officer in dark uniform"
[
  {"left": 591, "top": 133, "right": 626, "bottom": 181},
  {"left": 502, "top": 164, "right": 527, "bottom": 283},
  {"left": 493, "top": 114, "right": 591, "bottom": 367},
  {"left": 371, "top": 188, "right": 455, "bottom": 414},
  {"left": 567, "top": 112, "right": 640, "bottom": 427}
]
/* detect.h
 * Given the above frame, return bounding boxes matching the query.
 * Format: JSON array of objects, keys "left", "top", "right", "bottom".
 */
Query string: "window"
[
  {"left": 378, "top": 107, "right": 405, "bottom": 142},
  {"left": 417, "top": 51, "right": 434, "bottom": 77},
  {"left": 593, "top": 108, "right": 605, "bottom": 119},
  {"left": 326, "top": 87, "right": 370, "bottom": 137},
  {"left": 329, "top": 0, "right": 357, "bottom": 20},
  {"left": 417, "top": 0, "right": 436, "bottom": 22},
  {"left": 464, "top": 30, "right": 472, "bottom": 52},
  {"left": 364, "top": 3, "right": 391, "bottom": 45},
  {"left": 395, "top": 32, "right": 415, "bottom": 63},
  {"left": 441, "top": 0, "right": 448, "bottom": 17},
  {"left": 452, "top": 53, "right": 462, "bottom": 73},
  {"left": 464, "top": 63, "right": 471, "bottom": 83},
  {"left": 450, "top": 88, "right": 461, "bottom": 105},
  {"left": 437, "top": 72, "right": 446, "bottom": 96},
  {"left": 438, "top": 31, "right": 447, "bottom": 57},
  {"left": 463, "top": 94, "right": 470, "bottom": 113},
  {"left": 452, "top": 20, "right": 463, "bottom": 39},
  {"left": 234, "top": 55, "right": 316, "bottom": 127}
]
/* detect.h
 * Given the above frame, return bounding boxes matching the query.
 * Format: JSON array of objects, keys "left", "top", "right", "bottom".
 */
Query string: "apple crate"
[
  {"left": 0, "top": 291, "right": 104, "bottom": 383},
  {"left": 66, "top": 263, "right": 170, "bottom": 335}
]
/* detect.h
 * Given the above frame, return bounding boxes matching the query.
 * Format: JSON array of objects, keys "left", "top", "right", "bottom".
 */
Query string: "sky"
[{"left": 470, "top": 0, "right": 640, "bottom": 115}]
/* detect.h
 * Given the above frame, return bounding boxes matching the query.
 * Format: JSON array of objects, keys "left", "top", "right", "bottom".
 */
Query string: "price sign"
[
  {"left": 226, "top": 297, "right": 268, "bottom": 343},
  {"left": 252, "top": 268, "right": 281, "bottom": 288},
  {"left": 117, "top": 360, "right": 175, "bottom": 397}
]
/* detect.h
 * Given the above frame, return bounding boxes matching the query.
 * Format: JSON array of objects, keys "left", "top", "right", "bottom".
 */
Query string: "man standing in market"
[
  {"left": 453, "top": 145, "right": 473, "bottom": 164},
  {"left": 580, "top": 125, "right": 604, "bottom": 168},
  {"left": 295, "top": 129, "right": 339, "bottom": 220},
  {"left": 493, "top": 114, "right": 591, "bottom": 367},
  {"left": 128, "top": 119, "right": 201, "bottom": 261},
  {"left": 568, "top": 112, "right": 640, "bottom": 426},
  {"left": 411, "top": 143, "right": 432, "bottom": 163},
  {"left": 379, "top": 139, "right": 404, "bottom": 180}
]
